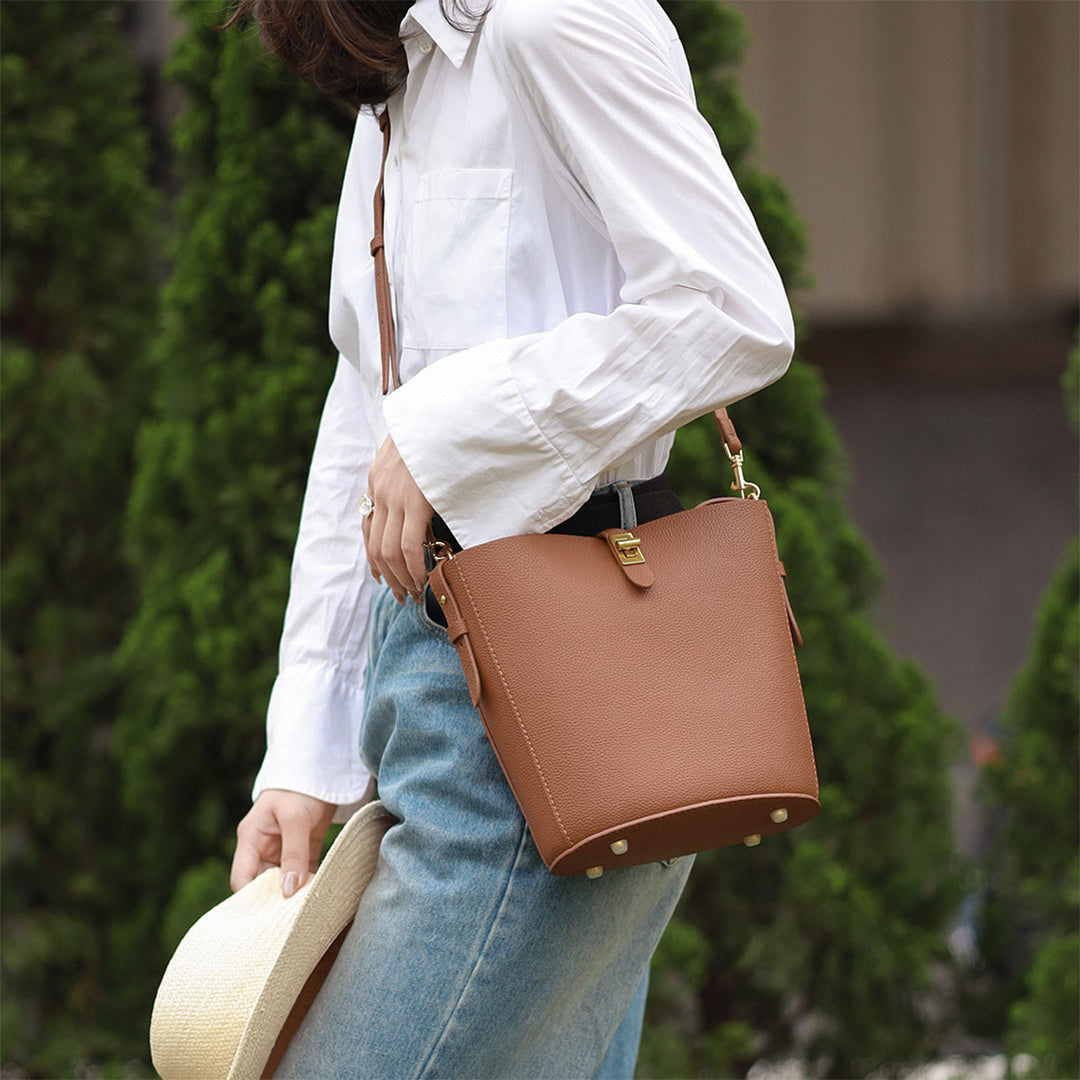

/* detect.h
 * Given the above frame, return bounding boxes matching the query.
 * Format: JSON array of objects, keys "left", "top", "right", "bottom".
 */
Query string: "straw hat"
[{"left": 150, "top": 800, "right": 395, "bottom": 1080}]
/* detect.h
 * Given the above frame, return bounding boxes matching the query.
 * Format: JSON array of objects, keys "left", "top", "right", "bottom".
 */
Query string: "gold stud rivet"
[
  {"left": 610, "top": 839, "right": 629, "bottom": 855},
  {"left": 585, "top": 865, "right": 604, "bottom": 879},
  {"left": 743, "top": 834, "right": 762, "bottom": 847},
  {"left": 439, "top": 594, "right": 447, "bottom": 605},
  {"left": 770, "top": 808, "right": 789, "bottom": 824}
]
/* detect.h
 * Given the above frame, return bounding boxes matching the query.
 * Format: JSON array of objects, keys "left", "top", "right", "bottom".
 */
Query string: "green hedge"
[
  {"left": 978, "top": 346, "right": 1079, "bottom": 1080},
  {"left": 1, "top": 1, "right": 160, "bottom": 1071}
]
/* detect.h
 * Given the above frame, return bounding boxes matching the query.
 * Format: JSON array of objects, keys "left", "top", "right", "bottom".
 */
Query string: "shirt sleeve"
[
  {"left": 382, "top": 0, "right": 795, "bottom": 550},
  {"left": 252, "top": 355, "right": 376, "bottom": 821}
]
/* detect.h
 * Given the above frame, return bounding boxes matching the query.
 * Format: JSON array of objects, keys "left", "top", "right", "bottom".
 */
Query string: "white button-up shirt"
[{"left": 252, "top": 0, "right": 795, "bottom": 813}]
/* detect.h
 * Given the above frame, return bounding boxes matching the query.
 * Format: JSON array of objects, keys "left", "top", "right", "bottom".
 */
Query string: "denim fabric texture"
[{"left": 274, "top": 586, "right": 693, "bottom": 1079}]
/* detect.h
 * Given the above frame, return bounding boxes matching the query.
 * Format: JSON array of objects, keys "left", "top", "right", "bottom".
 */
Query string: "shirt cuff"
[
  {"left": 252, "top": 663, "right": 372, "bottom": 822},
  {"left": 382, "top": 338, "right": 589, "bottom": 548}
]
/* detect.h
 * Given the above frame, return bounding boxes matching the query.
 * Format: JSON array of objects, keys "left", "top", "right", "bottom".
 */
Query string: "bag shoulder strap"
[{"left": 371, "top": 108, "right": 400, "bottom": 395}]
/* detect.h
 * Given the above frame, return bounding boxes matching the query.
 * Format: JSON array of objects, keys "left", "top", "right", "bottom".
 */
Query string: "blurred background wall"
[
  {"left": 731, "top": 0, "right": 1077, "bottom": 323},
  {"left": 727, "top": 0, "right": 1078, "bottom": 855}
]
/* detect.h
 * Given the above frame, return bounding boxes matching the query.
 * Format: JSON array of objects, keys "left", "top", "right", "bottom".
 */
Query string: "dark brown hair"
[{"left": 226, "top": 1, "right": 488, "bottom": 109}]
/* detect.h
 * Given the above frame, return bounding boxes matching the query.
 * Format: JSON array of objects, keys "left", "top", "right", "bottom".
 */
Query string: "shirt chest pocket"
[{"left": 402, "top": 168, "right": 512, "bottom": 351}]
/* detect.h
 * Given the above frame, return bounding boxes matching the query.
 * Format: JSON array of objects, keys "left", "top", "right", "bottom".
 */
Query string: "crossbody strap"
[
  {"left": 368, "top": 108, "right": 752, "bottom": 481},
  {"left": 371, "top": 108, "right": 400, "bottom": 395}
]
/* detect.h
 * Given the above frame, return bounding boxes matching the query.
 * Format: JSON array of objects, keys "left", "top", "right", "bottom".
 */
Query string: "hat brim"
[{"left": 150, "top": 800, "right": 395, "bottom": 1080}]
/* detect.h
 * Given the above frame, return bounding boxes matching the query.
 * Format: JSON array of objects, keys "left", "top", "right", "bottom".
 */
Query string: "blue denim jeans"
[{"left": 275, "top": 587, "right": 693, "bottom": 1079}]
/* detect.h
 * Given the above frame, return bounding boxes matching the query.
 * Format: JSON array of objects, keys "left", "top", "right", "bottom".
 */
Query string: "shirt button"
[{"left": 419, "top": 38, "right": 433, "bottom": 54}]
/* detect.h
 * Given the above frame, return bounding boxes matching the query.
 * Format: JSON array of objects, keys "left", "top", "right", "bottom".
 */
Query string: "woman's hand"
[
  {"left": 363, "top": 434, "right": 433, "bottom": 603},
  {"left": 231, "top": 789, "right": 337, "bottom": 898}
]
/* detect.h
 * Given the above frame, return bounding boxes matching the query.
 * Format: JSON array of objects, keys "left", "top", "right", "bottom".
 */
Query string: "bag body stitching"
[
  {"left": 453, "top": 563, "right": 573, "bottom": 847},
  {"left": 759, "top": 502, "right": 818, "bottom": 785}
]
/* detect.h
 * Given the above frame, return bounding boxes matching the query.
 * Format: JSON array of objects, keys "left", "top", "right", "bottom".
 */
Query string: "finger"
[
  {"left": 403, "top": 506, "right": 432, "bottom": 595},
  {"left": 379, "top": 508, "right": 415, "bottom": 601},
  {"left": 361, "top": 506, "right": 381, "bottom": 584},
  {"left": 279, "top": 807, "right": 316, "bottom": 899},
  {"left": 367, "top": 504, "right": 401, "bottom": 598},
  {"left": 370, "top": 501, "right": 410, "bottom": 602},
  {"left": 230, "top": 834, "right": 269, "bottom": 893},
  {"left": 231, "top": 808, "right": 281, "bottom": 893},
  {"left": 308, "top": 830, "right": 324, "bottom": 873}
]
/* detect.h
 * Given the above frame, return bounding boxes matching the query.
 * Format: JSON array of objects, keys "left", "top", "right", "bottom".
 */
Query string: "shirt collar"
[{"left": 401, "top": 0, "right": 475, "bottom": 69}]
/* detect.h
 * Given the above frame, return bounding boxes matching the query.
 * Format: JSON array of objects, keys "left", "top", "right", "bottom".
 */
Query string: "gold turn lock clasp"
[
  {"left": 603, "top": 528, "right": 655, "bottom": 589},
  {"left": 608, "top": 531, "right": 645, "bottom": 566}
]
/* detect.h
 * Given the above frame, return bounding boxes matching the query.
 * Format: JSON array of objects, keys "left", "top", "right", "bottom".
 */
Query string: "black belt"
[
  {"left": 428, "top": 474, "right": 682, "bottom": 553},
  {"left": 424, "top": 476, "right": 682, "bottom": 627}
]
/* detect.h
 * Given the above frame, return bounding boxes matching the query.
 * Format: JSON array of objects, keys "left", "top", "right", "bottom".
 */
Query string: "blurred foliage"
[
  {"left": 975, "top": 345, "right": 1079, "bottom": 1080},
  {"left": 0, "top": 1, "right": 160, "bottom": 1073},
  {"left": 1007, "top": 932, "right": 1080, "bottom": 1080}
]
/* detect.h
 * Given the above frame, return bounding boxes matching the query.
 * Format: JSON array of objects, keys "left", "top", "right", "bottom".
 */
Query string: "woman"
[{"left": 229, "top": 1, "right": 795, "bottom": 1076}]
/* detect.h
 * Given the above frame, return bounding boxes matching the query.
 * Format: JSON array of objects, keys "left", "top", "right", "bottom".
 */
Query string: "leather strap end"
[
  {"left": 456, "top": 637, "right": 483, "bottom": 707},
  {"left": 623, "top": 562, "right": 655, "bottom": 589},
  {"left": 781, "top": 579, "right": 803, "bottom": 648},
  {"left": 428, "top": 562, "right": 457, "bottom": 632},
  {"left": 428, "top": 563, "right": 483, "bottom": 704},
  {"left": 713, "top": 408, "right": 742, "bottom": 454}
]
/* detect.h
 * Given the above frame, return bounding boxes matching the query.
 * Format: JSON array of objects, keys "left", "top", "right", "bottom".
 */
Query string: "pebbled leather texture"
[{"left": 429, "top": 497, "right": 819, "bottom": 876}]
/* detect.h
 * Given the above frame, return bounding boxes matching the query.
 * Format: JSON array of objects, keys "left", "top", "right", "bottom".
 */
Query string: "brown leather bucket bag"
[
  {"left": 371, "top": 109, "right": 818, "bottom": 876},
  {"left": 424, "top": 434, "right": 819, "bottom": 876}
]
